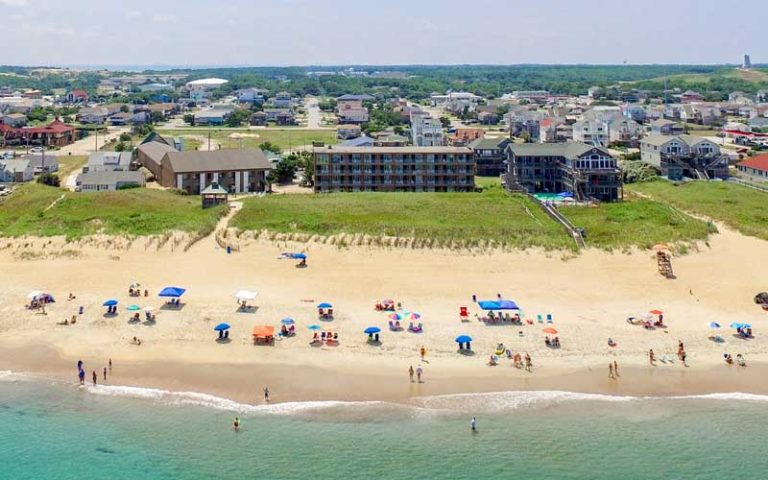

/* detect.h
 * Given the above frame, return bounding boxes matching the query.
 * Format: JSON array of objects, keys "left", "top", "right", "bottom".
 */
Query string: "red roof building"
[
  {"left": 736, "top": 153, "right": 768, "bottom": 181},
  {"left": 0, "top": 118, "right": 76, "bottom": 147}
]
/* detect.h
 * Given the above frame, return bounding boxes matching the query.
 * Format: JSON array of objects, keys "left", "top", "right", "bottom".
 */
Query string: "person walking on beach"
[
  {"left": 472, "top": 294, "right": 477, "bottom": 303},
  {"left": 408, "top": 365, "right": 414, "bottom": 383},
  {"left": 613, "top": 361, "right": 619, "bottom": 378},
  {"left": 420, "top": 346, "right": 427, "bottom": 362},
  {"left": 109, "top": 358, "right": 112, "bottom": 372},
  {"left": 524, "top": 353, "right": 532, "bottom": 372},
  {"left": 681, "top": 350, "right": 688, "bottom": 367},
  {"left": 92, "top": 370, "right": 97, "bottom": 385},
  {"left": 608, "top": 363, "right": 614, "bottom": 379},
  {"left": 649, "top": 349, "right": 656, "bottom": 365},
  {"left": 103, "top": 367, "right": 107, "bottom": 382},
  {"left": 264, "top": 387, "right": 270, "bottom": 403},
  {"left": 416, "top": 366, "right": 423, "bottom": 383}
]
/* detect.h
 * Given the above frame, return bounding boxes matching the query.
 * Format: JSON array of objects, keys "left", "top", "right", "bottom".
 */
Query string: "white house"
[{"left": 0, "top": 158, "right": 34, "bottom": 182}]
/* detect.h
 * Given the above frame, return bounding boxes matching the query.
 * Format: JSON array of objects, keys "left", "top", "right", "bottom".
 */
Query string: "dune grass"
[
  {"left": 0, "top": 184, "right": 226, "bottom": 239},
  {"left": 231, "top": 185, "right": 574, "bottom": 250},
  {"left": 559, "top": 196, "right": 715, "bottom": 250},
  {"left": 627, "top": 180, "right": 768, "bottom": 241}
]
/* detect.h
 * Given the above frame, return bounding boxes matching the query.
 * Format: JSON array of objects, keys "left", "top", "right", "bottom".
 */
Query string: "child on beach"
[
  {"left": 416, "top": 366, "right": 423, "bottom": 383},
  {"left": 408, "top": 365, "right": 414, "bottom": 383}
]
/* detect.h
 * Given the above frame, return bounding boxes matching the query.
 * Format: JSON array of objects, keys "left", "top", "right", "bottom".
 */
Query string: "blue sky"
[{"left": 1, "top": 0, "right": 765, "bottom": 66}]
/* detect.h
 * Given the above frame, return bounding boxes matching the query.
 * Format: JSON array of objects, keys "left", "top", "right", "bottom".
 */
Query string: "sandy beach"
[{"left": 1, "top": 223, "right": 767, "bottom": 403}]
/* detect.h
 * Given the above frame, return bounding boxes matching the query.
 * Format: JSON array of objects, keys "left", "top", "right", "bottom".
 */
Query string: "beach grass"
[
  {"left": 559, "top": 195, "right": 715, "bottom": 251},
  {"left": 231, "top": 184, "right": 575, "bottom": 250},
  {"left": 0, "top": 184, "right": 226, "bottom": 239},
  {"left": 627, "top": 180, "right": 768, "bottom": 241},
  {"left": 157, "top": 128, "right": 337, "bottom": 151},
  {"left": 56, "top": 155, "right": 88, "bottom": 178}
]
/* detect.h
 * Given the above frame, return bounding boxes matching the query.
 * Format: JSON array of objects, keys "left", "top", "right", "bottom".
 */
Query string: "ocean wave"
[
  {"left": 0, "top": 370, "right": 31, "bottom": 383},
  {"left": 84, "top": 384, "right": 384, "bottom": 415}
]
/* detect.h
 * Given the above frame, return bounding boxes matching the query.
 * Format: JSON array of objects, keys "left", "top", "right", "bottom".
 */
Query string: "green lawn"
[
  {"left": 231, "top": 185, "right": 574, "bottom": 250},
  {"left": 56, "top": 155, "right": 87, "bottom": 178},
  {"left": 560, "top": 197, "right": 715, "bottom": 250},
  {"left": 157, "top": 128, "right": 337, "bottom": 152},
  {"left": 628, "top": 180, "right": 768, "bottom": 241},
  {"left": 0, "top": 184, "right": 226, "bottom": 239}
]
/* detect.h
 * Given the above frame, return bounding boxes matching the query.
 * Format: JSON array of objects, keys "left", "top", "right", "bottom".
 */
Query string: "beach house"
[
  {"left": 75, "top": 171, "right": 146, "bottom": 192},
  {"left": 313, "top": 146, "right": 475, "bottom": 193},
  {"left": 468, "top": 137, "right": 511, "bottom": 176},
  {"left": 505, "top": 143, "right": 622, "bottom": 202},
  {"left": 640, "top": 135, "right": 729, "bottom": 180},
  {"left": 0, "top": 158, "right": 33, "bottom": 182}
]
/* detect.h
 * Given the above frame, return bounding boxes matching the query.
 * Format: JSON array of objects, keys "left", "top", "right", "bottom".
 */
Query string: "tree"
[
  {"left": 183, "top": 113, "right": 195, "bottom": 125},
  {"left": 114, "top": 142, "right": 127, "bottom": 152},
  {"left": 225, "top": 109, "right": 250, "bottom": 127},
  {"left": 119, "top": 132, "right": 132, "bottom": 142},
  {"left": 120, "top": 105, "right": 130, "bottom": 113},
  {"left": 273, "top": 157, "right": 299, "bottom": 183},
  {"left": 36, "top": 173, "right": 60, "bottom": 187},
  {"left": 439, "top": 116, "right": 451, "bottom": 128},
  {"left": 258, "top": 141, "right": 281, "bottom": 154},
  {"left": 150, "top": 111, "right": 165, "bottom": 124}
]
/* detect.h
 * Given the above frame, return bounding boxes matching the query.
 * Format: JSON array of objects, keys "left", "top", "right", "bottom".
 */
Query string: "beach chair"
[
  {"left": 459, "top": 307, "right": 469, "bottom": 322},
  {"left": 389, "top": 321, "right": 398, "bottom": 332},
  {"left": 537, "top": 314, "right": 543, "bottom": 324},
  {"left": 546, "top": 314, "right": 553, "bottom": 323}
]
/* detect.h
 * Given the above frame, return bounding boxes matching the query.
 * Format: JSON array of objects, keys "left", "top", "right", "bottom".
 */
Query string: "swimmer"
[
  {"left": 471, "top": 417, "right": 477, "bottom": 432},
  {"left": 233, "top": 417, "right": 240, "bottom": 430}
]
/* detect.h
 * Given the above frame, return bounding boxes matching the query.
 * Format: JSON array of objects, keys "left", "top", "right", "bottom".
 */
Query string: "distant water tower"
[{"left": 743, "top": 54, "right": 752, "bottom": 69}]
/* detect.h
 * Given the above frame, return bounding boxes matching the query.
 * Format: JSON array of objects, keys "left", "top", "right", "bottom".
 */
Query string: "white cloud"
[
  {"left": 151, "top": 13, "right": 176, "bottom": 23},
  {"left": 0, "top": 0, "right": 28, "bottom": 6}
]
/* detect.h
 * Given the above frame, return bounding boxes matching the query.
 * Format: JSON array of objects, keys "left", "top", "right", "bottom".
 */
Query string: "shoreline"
[{"left": 3, "top": 344, "right": 767, "bottom": 406}]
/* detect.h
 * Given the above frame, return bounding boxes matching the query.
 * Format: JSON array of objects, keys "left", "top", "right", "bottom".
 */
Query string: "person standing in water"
[
  {"left": 78, "top": 368, "right": 85, "bottom": 385},
  {"left": 471, "top": 417, "right": 477, "bottom": 431},
  {"left": 103, "top": 367, "right": 107, "bottom": 382},
  {"left": 233, "top": 417, "right": 240, "bottom": 430},
  {"left": 264, "top": 387, "right": 270, "bottom": 403},
  {"left": 92, "top": 370, "right": 97, "bottom": 385}
]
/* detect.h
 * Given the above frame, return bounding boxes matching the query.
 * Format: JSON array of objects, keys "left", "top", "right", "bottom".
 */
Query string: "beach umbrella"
[
  {"left": 317, "top": 302, "right": 333, "bottom": 309},
  {"left": 708, "top": 322, "right": 721, "bottom": 329},
  {"left": 158, "top": 287, "right": 186, "bottom": 298},
  {"left": 742, "top": 323, "right": 752, "bottom": 329},
  {"left": 293, "top": 253, "right": 307, "bottom": 260},
  {"left": 730, "top": 322, "right": 743, "bottom": 329},
  {"left": 27, "top": 290, "right": 45, "bottom": 299},
  {"left": 143, "top": 306, "right": 155, "bottom": 312},
  {"left": 653, "top": 244, "right": 669, "bottom": 251},
  {"left": 455, "top": 335, "right": 472, "bottom": 343},
  {"left": 364, "top": 326, "right": 381, "bottom": 334},
  {"left": 127, "top": 304, "right": 140, "bottom": 311},
  {"left": 388, "top": 312, "right": 405, "bottom": 320},
  {"left": 649, "top": 309, "right": 664, "bottom": 315},
  {"left": 308, "top": 324, "right": 321, "bottom": 331},
  {"left": 542, "top": 327, "right": 558, "bottom": 334},
  {"left": 641, "top": 313, "right": 654, "bottom": 321},
  {"left": 214, "top": 323, "right": 231, "bottom": 331},
  {"left": 129, "top": 282, "right": 141, "bottom": 289},
  {"left": 408, "top": 312, "right": 421, "bottom": 320},
  {"left": 235, "top": 290, "right": 257, "bottom": 301},
  {"left": 281, "top": 318, "right": 295, "bottom": 325},
  {"left": 102, "top": 299, "right": 118, "bottom": 307}
]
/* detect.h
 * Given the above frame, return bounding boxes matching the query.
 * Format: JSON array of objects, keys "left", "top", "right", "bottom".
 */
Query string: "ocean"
[{"left": 1, "top": 370, "right": 765, "bottom": 480}]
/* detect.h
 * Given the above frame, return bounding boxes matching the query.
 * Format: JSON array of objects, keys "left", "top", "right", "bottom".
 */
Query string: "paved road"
[
  {"left": 54, "top": 126, "right": 130, "bottom": 157},
  {"left": 305, "top": 97, "right": 322, "bottom": 129}
]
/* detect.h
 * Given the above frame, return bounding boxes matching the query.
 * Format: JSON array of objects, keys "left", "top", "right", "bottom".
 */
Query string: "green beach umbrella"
[{"left": 127, "top": 304, "right": 141, "bottom": 311}]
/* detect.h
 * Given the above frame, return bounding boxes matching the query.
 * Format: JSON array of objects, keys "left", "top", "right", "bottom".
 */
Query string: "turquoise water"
[{"left": 1, "top": 371, "right": 766, "bottom": 480}]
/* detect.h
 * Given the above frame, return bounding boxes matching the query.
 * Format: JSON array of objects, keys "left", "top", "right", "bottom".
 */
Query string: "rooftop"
[
  {"left": 737, "top": 153, "right": 768, "bottom": 172},
  {"left": 163, "top": 149, "right": 272, "bottom": 173},
  {"left": 507, "top": 142, "right": 611, "bottom": 159},
  {"left": 319, "top": 146, "right": 472, "bottom": 154}
]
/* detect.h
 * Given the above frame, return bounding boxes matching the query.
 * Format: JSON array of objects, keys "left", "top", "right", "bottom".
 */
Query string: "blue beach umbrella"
[
  {"left": 308, "top": 324, "right": 321, "bottom": 331},
  {"left": 102, "top": 299, "right": 118, "bottom": 307},
  {"left": 742, "top": 323, "right": 752, "bottom": 329},
  {"left": 730, "top": 322, "right": 743, "bottom": 329},
  {"left": 281, "top": 318, "right": 295, "bottom": 325},
  {"left": 455, "top": 335, "right": 472, "bottom": 343},
  {"left": 127, "top": 304, "right": 140, "bottom": 311},
  {"left": 158, "top": 287, "right": 186, "bottom": 298},
  {"left": 708, "top": 322, "right": 720, "bottom": 329},
  {"left": 364, "top": 326, "right": 381, "bottom": 334},
  {"left": 214, "top": 323, "right": 231, "bottom": 332},
  {"left": 317, "top": 302, "right": 332, "bottom": 309}
]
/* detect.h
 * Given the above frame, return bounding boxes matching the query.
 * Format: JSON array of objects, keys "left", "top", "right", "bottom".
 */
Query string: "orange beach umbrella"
[
  {"left": 542, "top": 327, "right": 558, "bottom": 334},
  {"left": 252, "top": 325, "right": 275, "bottom": 338},
  {"left": 649, "top": 309, "right": 664, "bottom": 315}
]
